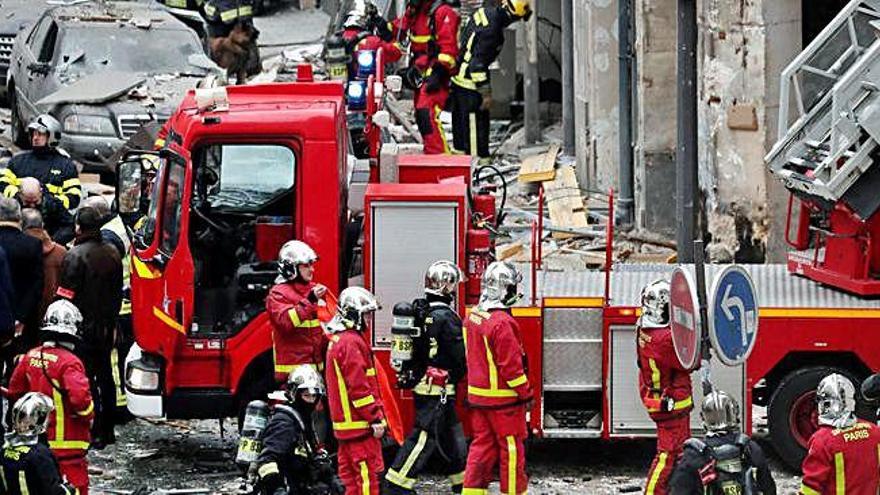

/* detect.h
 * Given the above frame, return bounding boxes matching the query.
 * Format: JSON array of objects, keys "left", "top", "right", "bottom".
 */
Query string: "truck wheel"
[
  {"left": 768, "top": 366, "right": 862, "bottom": 470},
  {"left": 236, "top": 367, "right": 275, "bottom": 431}
]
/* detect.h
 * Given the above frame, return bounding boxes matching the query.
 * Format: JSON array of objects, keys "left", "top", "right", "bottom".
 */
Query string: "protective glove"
[
  {"left": 424, "top": 64, "right": 449, "bottom": 93},
  {"left": 425, "top": 366, "right": 449, "bottom": 388}
]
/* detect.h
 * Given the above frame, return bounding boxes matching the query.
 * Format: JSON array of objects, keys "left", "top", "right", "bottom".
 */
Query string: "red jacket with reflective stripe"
[
  {"left": 8, "top": 344, "right": 93, "bottom": 459},
  {"left": 266, "top": 280, "right": 325, "bottom": 381},
  {"left": 391, "top": 2, "right": 459, "bottom": 72},
  {"left": 464, "top": 308, "right": 531, "bottom": 408},
  {"left": 325, "top": 329, "right": 385, "bottom": 441},
  {"left": 636, "top": 325, "right": 693, "bottom": 421},
  {"left": 800, "top": 420, "right": 880, "bottom": 495}
]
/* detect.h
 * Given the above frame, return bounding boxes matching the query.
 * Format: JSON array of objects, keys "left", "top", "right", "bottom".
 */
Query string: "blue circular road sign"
[{"left": 708, "top": 265, "right": 759, "bottom": 366}]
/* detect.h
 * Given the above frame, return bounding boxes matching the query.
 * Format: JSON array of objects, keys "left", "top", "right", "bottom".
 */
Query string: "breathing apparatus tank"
[
  {"left": 325, "top": 34, "right": 349, "bottom": 81},
  {"left": 235, "top": 400, "right": 270, "bottom": 468},
  {"left": 390, "top": 300, "right": 430, "bottom": 388}
]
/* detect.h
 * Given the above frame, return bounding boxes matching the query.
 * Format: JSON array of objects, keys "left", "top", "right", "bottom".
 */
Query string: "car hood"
[{"left": 38, "top": 69, "right": 208, "bottom": 111}]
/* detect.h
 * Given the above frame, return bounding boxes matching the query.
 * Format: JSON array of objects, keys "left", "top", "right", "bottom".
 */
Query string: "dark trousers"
[
  {"left": 385, "top": 394, "right": 467, "bottom": 494},
  {"left": 83, "top": 344, "right": 117, "bottom": 445},
  {"left": 450, "top": 86, "right": 491, "bottom": 159}
]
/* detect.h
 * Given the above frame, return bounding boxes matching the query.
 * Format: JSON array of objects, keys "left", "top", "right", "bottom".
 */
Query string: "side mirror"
[{"left": 117, "top": 158, "right": 144, "bottom": 215}]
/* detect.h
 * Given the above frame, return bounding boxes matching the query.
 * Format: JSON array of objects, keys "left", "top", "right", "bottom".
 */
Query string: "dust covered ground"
[{"left": 88, "top": 419, "right": 803, "bottom": 494}]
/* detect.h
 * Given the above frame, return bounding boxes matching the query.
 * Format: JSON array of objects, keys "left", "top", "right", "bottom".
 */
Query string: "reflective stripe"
[
  {"left": 507, "top": 374, "right": 528, "bottom": 388},
  {"left": 413, "top": 380, "right": 455, "bottom": 396},
  {"left": 474, "top": 8, "right": 489, "bottom": 26},
  {"left": 18, "top": 472, "right": 29, "bottom": 495},
  {"left": 484, "top": 336, "right": 498, "bottom": 389},
  {"left": 352, "top": 395, "right": 375, "bottom": 408},
  {"left": 153, "top": 307, "right": 185, "bottom": 334},
  {"left": 332, "top": 420, "right": 370, "bottom": 430},
  {"left": 360, "top": 461, "right": 370, "bottom": 495},
  {"left": 76, "top": 401, "right": 94, "bottom": 417},
  {"left": 410, "top": 33, "right": 433, "bottom": 43},
  {"left": 468, "top": 385, "right": 518, "bottom": 398},
  {"left": 469, "top": 113, "right": 478, "bottom": 155},
  {"left": 834, "top": 452, "right": 845, "bottom": 495},
  {"left": 111, "top": 348, "right": 127, "bottom": 407},
  {"left": 645, "top": 452, "right": 667, "bottom": 495},
  {"left": 258, "top": 462, "right": 280, "bottom": 478},
  {"left": 165, "top": 0, "right": 189, "bottom": 6},
  {"left": 462, "top": 490, "right": 488, "bottom": 495},
  {"left": 332, "top": 359, "right": 369, "bottom": 432},
  {"left": 438, "top": 53, "right": 457, "bottom": 68},
  {"left": 62, "top": 178, "right": 80, "bottom": 189},
  {"left": 219, "top": 6, "right": 253, "bottom": 22},
  {"left": 506, "top": 435, "right": 517, "bottom": 495},
  {"left": 470, "top": 71, "right": 487, "bottom": 82},
  {"left": 365, "top": 367, "right": 377, "bottom": 377},
  {"left": 800, "top": 485, "right": 820, "bottom": 495},
  {"left": 288, "top": 308, "right": 320, "bottom": 328},
  {"left": 52, "top": 386, "right": 65, "bottom": 444},
  {"left": 449, "top": 471, "right": 465, "bottom": 486},
  {"left": 132, "top": 257, "right": 161, "bottom": 279},
  {"left": 648, "top": 358, "right": 661, "bottom": 391},
  {"left": 48, "top": 440, "right": 90, "bottom": 450},
  {"left": 400, "top": 430, "right": 427, "bottom": 478},
  {"left": 645, "top": 396, "right": 694, "bottom": 413},
  {"left": 274, "top": 362, "right": 319, "bottom": 375},
  {"left": 0, "top": 466, "right": 6, "bottom": 492},
  {"left": 386, "top": 468, "right": 416, "bottom": 489}
]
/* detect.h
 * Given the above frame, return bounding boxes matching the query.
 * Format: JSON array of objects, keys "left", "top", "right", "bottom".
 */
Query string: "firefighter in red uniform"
[
  {"left": 325, "top": 286, "right": 386, "bottom": 495},
  {"left": 636, "top": 278, "right": 694, "bottom": 495},
  {"left": 800, "top": 373, "right": 880, "bottom": 495},
  {"left": 266, "top": 240, "right": 329, "bottom": 383},
  {"left": 341, "top": 2, "right": 403, "bottom": 68},
  {"left": 392, "top": 0, "right": 460, "bottom": 154},
  {"left": 462, "top": 261, "right": 531, "bottom": 495},
  {"left": 8, "top": 300, "right": 94, "bottom": 495}
]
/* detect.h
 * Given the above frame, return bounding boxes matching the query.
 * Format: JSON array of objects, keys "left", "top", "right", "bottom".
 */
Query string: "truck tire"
[
  {"left": 236, "top": 357, "right": 276, "bottom": 431},
  {"left": 768, "top": 366, "right": 864, "bottom": 471}
]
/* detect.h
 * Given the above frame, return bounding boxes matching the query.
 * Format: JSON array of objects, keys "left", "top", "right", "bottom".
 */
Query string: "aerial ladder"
[{"left": 766, "top": 0, "right": 880, "bottom": 295}]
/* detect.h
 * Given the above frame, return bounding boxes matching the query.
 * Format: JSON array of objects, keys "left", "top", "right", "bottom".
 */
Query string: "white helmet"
[
  {"left": 277, "top": 240, "right": 318, "bottom": 283},
  {"left": 701, "top": 390, "right": 740, "bottom": 435},
  {"left": 286, "top": 366, "right": 325, "bottom": 400},
  {"left": 11, "top": 392, "right": 54, "bottom": 438},
  {"left": 424, "top": 260, "right": 464, "bottom": 298},
  {"left": 41, "top": 300, "right": 83, "bottom": 339},
  {"left": 326, "top": 286, "right": 380, "bottom": 333},
  {"left": 478, "top": 261, "right": 522, "bottom": 310},
  {"left": 817, "top": 373, "right": 857, "bottom": 428},
  {"left": 639, "top": 279, "right": 671, "bottom": 329},
  {"left": 27, "top": 114, "right": 62, "bottom": 148},
  {"left": 343, "top": 0, "right": 368, "bottom": 29}
]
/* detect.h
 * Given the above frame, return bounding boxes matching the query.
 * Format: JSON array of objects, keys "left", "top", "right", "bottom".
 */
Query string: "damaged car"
[{"left": 6, "top": 1, "right": 220, "bottom": 175}]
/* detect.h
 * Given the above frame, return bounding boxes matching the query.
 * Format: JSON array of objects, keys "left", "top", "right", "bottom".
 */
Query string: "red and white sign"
[{"left": 670, "top": 267, "right": 701, "bottom": 370}]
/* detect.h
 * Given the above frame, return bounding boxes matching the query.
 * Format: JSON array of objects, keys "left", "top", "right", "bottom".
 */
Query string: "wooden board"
[
  {"left": 518, "top": 143, "right": 559, "bottom": 183},
  {"left": 544, "top": 165, "right": 589, "bottom": 239}
]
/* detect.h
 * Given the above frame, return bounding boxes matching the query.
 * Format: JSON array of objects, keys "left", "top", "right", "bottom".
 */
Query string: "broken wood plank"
[
  {"left": 518, "top": 143, "right": 559, "bottom": 183},
  {"left": 543, "top": 165, "right": 589, "bottom": 239},
  {"left": 496, "top": 241, "right": 524, "bottom": 261}
]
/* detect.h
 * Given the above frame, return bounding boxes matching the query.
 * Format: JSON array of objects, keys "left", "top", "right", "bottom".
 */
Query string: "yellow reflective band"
[
  {"left": 438, "top": 53, "right": 457, "bottom": 68},
  {"left": 435, "top": 105, "right": 451, "bottom": 153},
  {"left": 274, "top": 362, "right": 319, "bottom": 374},
  {"left": 449, "top": 471, "right": 465, "bottom": 486},
  {"left": 507, "top": 374, "right": 528, "bottom": 388},
  {"left": 19, "top": 471, "right": 29, "bottom": 495},
  {"left": 462, "top": 490, "right": 488, "bottom": 495},
  {"left": 155, "top": 138, "right": 166, "bottom": 148},
  {"left": 469, "top": 113, "right": 478, "bottom": 155},
  {"left": 506, "top": 435, "right": 517, "bottom": 495},
  {"left": 2, "top": 185, "right": 19, "bottom": 198},
  {"left": 468, "top": 385, "right": 518, "bottom": 398},
  {"left": 333, "top": 359, "right": 354, "bottom": 423},
  {"left": 48, "top": 440, "right": 90, "bottom": 450},
  {"left": 288, "top": 309, "right": 320, "bottom": 328},
  {"left": 410, "top": 33, "right": 433, "bottom": 43},
  {"left": 413, "top": 380, "right": 455, "bottom": 396},
  {"left": 203, "top": 3, "right": 215, "bottom": 15},
  {"left": 332, "top": 420, "right": 370, "bottom": 431},
  {"left": 165, "top": 0, "right": 188, "bottom": 6},
  {"left": 484, "top": 336, "right": 498, "bottom": 389},
  {"left": 352, "top": 395, "right": 375, "bottom": 408},
  {"left": 59, "top": 195, "right": 70, "bottom": 210},
  {"left": 112, "top": 348, "right": 127, "bottom": 407},
  {"left": 646, "top": 396, "right": 693, "bottom": 413},
  {"left": 45, "top": 184, "right": 62, "bottom": 194},
  {"left": 834, "top": 452, "right": 845, "bottom": 495},
  {"left": 800, "top": 484, "right": 820, "bottom": 495},
  {"left": 386, "top": 468, "right": 417, "bottom": 490},
  {"left": 452, "top": 76, "right": 478, "bottom": 90},
  {"left": 62, "top": 178, "right": 81, "bottom": 188},
  {"left": 400, "top": 430, "right": 427, "bottom": 479},
  {"left": 52, "top": 387, "right": 65, "bottom": 443},
  {"left": 470, "top": 71, "right": 487, "bottom": 82},
  {"left": 153, "top": 307, "right": 185, "bottom": 334},
  {"left": 258, "top": 462, "right": 280, "bottom": 478},
  {"left": 219, "top": 6, "right": 252, "bottom": 22},
  {"left": 76, "top": 402, "right": 94, "bottom": 417},
  {"left": 365, "top": 367, "right": 377, "bottom": 377},
  {"left": 646, "top": 452, "right": 667, "bottom": 495},
  {"left": 475, "top": 8, "right": 488, "bottom": 26},
  {"left": 648, "top": 358, "right": 661, "bottom": 391},
  {"left": 360, "top": 461, "right": 370, "bottom": 495}
]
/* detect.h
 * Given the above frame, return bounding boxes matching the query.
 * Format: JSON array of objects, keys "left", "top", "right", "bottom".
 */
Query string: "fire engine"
[{"left": 120, "top": 0, "right": 880, "bottom": 471}]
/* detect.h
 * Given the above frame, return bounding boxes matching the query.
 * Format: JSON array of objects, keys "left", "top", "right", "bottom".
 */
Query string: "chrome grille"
[
  {"left": 0, "top": 36, "right": 14, "bottom": 68},
  {"left": 116, "top": 114, "right": 167, "bottom": 139}
]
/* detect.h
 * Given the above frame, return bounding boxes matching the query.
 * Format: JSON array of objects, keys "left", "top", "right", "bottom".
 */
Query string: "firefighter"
[
  {"left": 800, "top": 373, "right": 880, "bottom": 495},
  {"left": 669, "top": 390, "right": 776, "bottom": 495},
  {"left": 254, "top": 366, "right": 344, "bottom": 495},
  {"left": 201, "top": 0, "right": 260, "bottom": 83},
  {"left": 8, "top": 300, "right": 95, "bottom": 495},
  {"left": 266, "top": 240, "right": 328, "bottom": 384},
  {"left": 1, "top": 392, "right": 76, "bottom": 495},
  {"left": 636, "top": 278, "right": 694, "bottom": 495},
  {"left": 392, "top": 0, "right": 460, "bottom": 154},
  {"left": 385, "top": 260, "right": 468, "bottom": 494},
  {"left": 1, "top": 115, "right": 81, "bottom": 212},
  {"left": 450, "top": 0, "right": 531, "bottom": 162},
  {"left": 341, "top": 2, "right": 403, "bottom": 69},
  {"left": 462, "top": 261, "right": 532, "bottom": 495},
  {"left": 325, "top": 286, "right": 385, "bottom": 495}
]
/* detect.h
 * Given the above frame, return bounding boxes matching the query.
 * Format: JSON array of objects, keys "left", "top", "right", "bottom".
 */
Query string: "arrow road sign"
[
  {"left": 670, "top": 267, "right": 701, "bottom": 370},
  {"left": 708, "top": 265, "right": 759, "bottom": 366}
]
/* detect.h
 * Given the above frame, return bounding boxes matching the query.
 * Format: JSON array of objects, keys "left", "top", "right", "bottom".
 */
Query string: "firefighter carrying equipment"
[
  {"left": 412, "top": 297, "right": 466, "bottom": 396},
  {"left": 1, "top": 150, "right": 82, "bottom": 211},
  {"left": 266, "top": 279, "right": 326, "bottom": 382},
  {"left": 1, "top": 439, "right": 76, "bottom": 495},
  {"left": 817, "top": 372, "right": 857, "bottom": 429},
  {"left": 669, "top": 433, "right": 777, "bottom": 495},
  {"left": 800, "top": 419, "right": 880, "bottom": 495}
]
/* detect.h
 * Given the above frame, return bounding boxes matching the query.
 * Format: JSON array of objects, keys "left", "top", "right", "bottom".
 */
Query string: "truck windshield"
[{"left": 202, "top": 144, "right": 296, "bottom": 211}]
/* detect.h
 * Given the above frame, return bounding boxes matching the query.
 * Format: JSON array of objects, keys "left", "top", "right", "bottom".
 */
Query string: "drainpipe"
[
  {"left": 676, "top": 0, "right": 698, "bottom": 262},
  {"left": 617, "top": 0, "right": 635, "bottom": 226}
]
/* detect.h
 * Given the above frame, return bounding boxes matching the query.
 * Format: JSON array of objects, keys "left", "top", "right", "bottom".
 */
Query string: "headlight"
[
  {"left": 62, "top": 114, "right": 116, "bottom": 136},
  {"left": 347, "top": 80, "right": 367, "bottom": 110},
  {"left": 356, "top": 49, "right": 376, "bottom": 80},
  {"left": 125, "top": 359, "right": 161, "bottom": 393}
]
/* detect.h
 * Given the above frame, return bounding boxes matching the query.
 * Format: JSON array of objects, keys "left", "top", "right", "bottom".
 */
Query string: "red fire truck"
[{"left": 121, "top": 3, "right": 880, "bottom": 471}]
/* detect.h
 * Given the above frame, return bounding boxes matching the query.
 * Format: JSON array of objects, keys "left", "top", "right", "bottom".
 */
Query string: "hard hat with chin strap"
[
  {"left": 424, "top": 260, "right": 464, "bottom": 297},
  {"left": 503, "top": 0, "right": 531, "bottom": 18},
  {"left": 27, "top": 114, "right": 62, "bottom": 147},
  {"left": 277, "top": 240, "right": 318, "bottom": 283}
]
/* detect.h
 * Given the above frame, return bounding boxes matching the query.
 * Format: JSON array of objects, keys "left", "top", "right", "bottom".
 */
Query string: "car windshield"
[{"left": 58, "top": 25, "right": 206, "bottom": 74}]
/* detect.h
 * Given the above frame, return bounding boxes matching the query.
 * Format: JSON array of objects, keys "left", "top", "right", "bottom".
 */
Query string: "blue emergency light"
[
  {"left": 356, "top": 50, "right": 377, "bottom": 79},
  {"left": 347, "top": 80, "right": 367, "bottom": 110}
]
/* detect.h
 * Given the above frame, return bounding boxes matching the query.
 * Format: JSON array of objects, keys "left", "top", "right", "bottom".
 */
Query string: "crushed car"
[{"left": 6, "top": 1, "right": 221, "bottom": 176}]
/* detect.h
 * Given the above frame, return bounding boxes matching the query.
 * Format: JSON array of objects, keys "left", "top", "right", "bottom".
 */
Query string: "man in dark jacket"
[
  {"left": 18, "top": 178, "right": 74, "bottom": 246},
  {"left": 669, "top": 390, "right": 776, "bottom": 495},
  {"left": 0, "top": 197, "right": 43, "bottom": 350},
  {"left": 56, "top": 206, "right": 123, "bottom": 448},
  {"left": 0, "top": 245, "right": 15, "bottom": 348}
]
